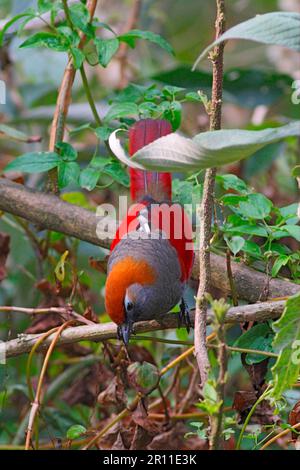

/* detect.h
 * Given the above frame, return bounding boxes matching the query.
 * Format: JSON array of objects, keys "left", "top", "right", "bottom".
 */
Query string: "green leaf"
[
  {"left": 94, "top": 126, "right": 114, "bottom": 141},
  {"left": 57, "top": 26, "right": 80, "bottom": 46},
  {"left": 162, "top": 85, "right": 185, "bottom": 98},
  {"left": 162, "top": 100, "right": 182, "bottom": 131},
  {"left": 114, "top": 83, "right": 147, "bottom": 103},
  {"left": 37, "top": 0, "right": 53, "bottom": 14},
  {"left": 126, "top": 122, "right": 300, "bottom": 172},
  {"left": 94, "top": 37, "right": 119, "bottom": 67},
  {"left": 0, "top": 124, "right": 36, "bottom": 142},
  {"left": 271, "top": 293, "right": 300, "bottom": 400},
  {"left": 138, "top": 101, "right": 159, "bottom": 118},
  {"left": 279, "top": 203, "right": 299, "bottom": 223},
  {"left": 0, "top": 12, "right": 35, "bottom": 47},
  {"left": 104, "top": 102, "right": 138, "bottom": 122},
  {"left": 292, "top": 165, "right": 300, "bottom": 177},
  {"left": 70, "top": 47, "right": 85, "bottom": 69},
  {"left": 217, "top": 174, "right": 249, "bottom": 194},
  {"left": 144, "top": 86, "right": 163, "bottom": 101},
  {"left": 118, "top": 29, "right": 174, "bottom": 55},
  {"left": 87, "top": 155, "right": 110, "bottom": 170},
  {"left": 79, "top": 167, "right": 100, "bottom": 191},
  {"left": 127, "top": 362, "right": 160, "bottom": 395},
  {"left": 234, "top": 323, "right": 274, "bottom": 365},
  {"left": 102, "top": 161, "right": 129, "bottom": 187},
  {"left": 20, "top": 32, "right": 69, "bottom": 51},
  {"left": 58, "top": 162, "right": 80, "bottom": 189},
  {"left": 185, "top": 422, "right": 207, "bottom": 440},
  {"left": 225, "top": 236, "right": 245, "bottom": 256},
  {"left": 281, "top": 225, "right": 300, "bottom": 242},
  {"left": 270, "top": 242, "right": 291, "bottom": 256},
  {"left": 238, "top": 193, "right": 273, "bottom": 220},
  {"left": 184, "top": 91, "right": 203, "bottom": 102},
  {"left": 272, "top": 255, "right": 290, "bottom": 277},
  {"left": 243, "top": 240, "right": 262, "bottom": 258},
  {"left": 194, "top": 12, "right": 300, "bottom": 68},
  {"left": 221, "top": 194, "right": 248, "bottom": 206},
  {"left": 224, "top": 224, "right": 268, "bottom": 238},
  {"left": 196, "top": 380, "right": 221, "bottom": 415},
  {"left": 61, "top": 192, "right": 91, "bottom": 209},
  {"left": 69, "top": 123, "right": 92, "bottom": 135},
  {"left": 93, "top": 21, "right": 117, "bottom": 36},
  {"left": 69, "top": 3, "right": 93, "bottom": 37},
  {"left": 54, "top": 250, "right": 69, "bottom": 282},
  {"left": 55, "top": 142, "right": 78, "bottom": 161},
  {"left": 66, "top": 424, "right": 86, "bottom": 440},
  {"left": 172, "top": 179, "right": 200, "bottom": 206},
  {"left": 4, "top": 152, "right": 60, "bottom": 173}
]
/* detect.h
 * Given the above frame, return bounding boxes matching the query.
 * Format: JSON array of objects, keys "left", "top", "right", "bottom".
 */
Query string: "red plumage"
[
  {"left": 128, "top": 119, "right": 172, "bottom": 202},
  {"left": 110, "top": 118, "right": 194, "bottom": 283}
]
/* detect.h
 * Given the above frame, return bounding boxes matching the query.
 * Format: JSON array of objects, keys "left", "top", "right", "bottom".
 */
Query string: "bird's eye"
[{"left": 124, "top": 293, "right": 134, "bottom": 315}]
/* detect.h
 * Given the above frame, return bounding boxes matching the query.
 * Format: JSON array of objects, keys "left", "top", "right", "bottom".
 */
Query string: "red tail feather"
[{"left": 129, "top": 119, "right": 172, "bottom": 202}]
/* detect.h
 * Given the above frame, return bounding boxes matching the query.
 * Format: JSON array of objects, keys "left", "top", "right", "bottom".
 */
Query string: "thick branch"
[
  {"left": 193, "top": 254, "right": 299, "bottom": 302},
  {"left": 3, "top": 300, "right": 286, "bottom": 359},
  {"left": 0, "top": 178, "right": 110, "bottom": 249},
  {"left": 0, "top": 178, "right": 298, "bottom": 301}
]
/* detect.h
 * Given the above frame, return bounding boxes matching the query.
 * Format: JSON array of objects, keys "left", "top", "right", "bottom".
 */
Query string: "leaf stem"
[
  {"left": 236, "top": 385, "right": 272, "bottom": 450},
  {"left": 260, "top": 422, "right": 300, "bottom": 450}
]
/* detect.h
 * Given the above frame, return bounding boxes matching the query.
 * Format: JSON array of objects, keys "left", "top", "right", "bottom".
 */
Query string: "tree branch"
[
  {"left": 0, "top": 178, "right": 298, "bottom": 301},
  {"left": 0, "top": 178, "right": 110, "bottom": 248},
  {"left": 195, "top": 0, "right": 226, "bottom": 387},
  {"left": 3, "top": 300, "right": 286, "bottom": 359}
]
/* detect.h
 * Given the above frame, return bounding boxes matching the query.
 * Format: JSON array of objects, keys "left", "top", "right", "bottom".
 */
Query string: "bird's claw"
[
  {"left": 178, "top": 298, "right": 192, "bottom": 334},
  {"left": 117, "top": 325, "right": 123, "bottom": 341}
]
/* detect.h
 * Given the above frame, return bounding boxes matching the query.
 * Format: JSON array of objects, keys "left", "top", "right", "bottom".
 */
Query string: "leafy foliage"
[
  {"left": 123, "top": 122, "right": 300, "bottom": 172},
  {"left": 0, "top": 0, "right": 299, "bottom": 452},
  {"left": 194, "top": 12, "right": 300, "bottom": 67}
]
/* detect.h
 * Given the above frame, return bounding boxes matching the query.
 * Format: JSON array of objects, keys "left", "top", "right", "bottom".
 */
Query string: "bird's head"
[{"left": 105, "top": 256, "right": 155, "bottom": 344}]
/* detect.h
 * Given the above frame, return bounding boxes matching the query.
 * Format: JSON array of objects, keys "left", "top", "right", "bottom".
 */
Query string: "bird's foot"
[
  {"left": 117, "top": 325, "right": 123, "bottom": 341},
  {"left": 178, "top": 298, "right": 192, "bottom": 334}
]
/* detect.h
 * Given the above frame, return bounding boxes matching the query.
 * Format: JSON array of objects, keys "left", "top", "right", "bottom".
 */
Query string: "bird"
[{"left": 105, "top": 118, "right": 194, "bottom": 344}]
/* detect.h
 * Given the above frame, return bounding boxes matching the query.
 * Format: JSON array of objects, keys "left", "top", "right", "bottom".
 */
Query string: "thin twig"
[
  {"left": 226, "top": 249, "right": 238, "bottom": 306},
  {"left": 79, "top": 65, "right": 112, "bottom": 153},
  {"left": 210, "top": 311, "right": 228, "bottom": 449},
  {"left": 25, "top": 321, "right": 73, "bottom": 450},
  {"left": 80, "top": 65, "right": 103, "bottom": 127},
  {"left": 0, "top": 305, "right": 94, "bottom": 326},
  {"left": 236, "top": 385, "right": 272, "bottom": 450},
  {"left": 178, "top": 367, "right": 199, "bottom": 414},
  {"left": 194, "top": 0, "right": 226, "bottom": 388}
]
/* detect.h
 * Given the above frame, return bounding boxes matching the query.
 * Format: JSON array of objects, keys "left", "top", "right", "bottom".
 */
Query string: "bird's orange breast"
[{"left": 105, "top": 256, "right": 155, "bottom": 325}]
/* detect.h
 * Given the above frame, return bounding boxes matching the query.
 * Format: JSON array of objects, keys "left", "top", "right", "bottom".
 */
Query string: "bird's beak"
[{"left": 120, "top": 321, "right": 133, "bottom": 345}]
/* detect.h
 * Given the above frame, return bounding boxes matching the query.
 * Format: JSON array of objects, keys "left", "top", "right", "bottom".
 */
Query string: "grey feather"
[{"left": 107, "top": 232, "right": 183, "bottom": 322}]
